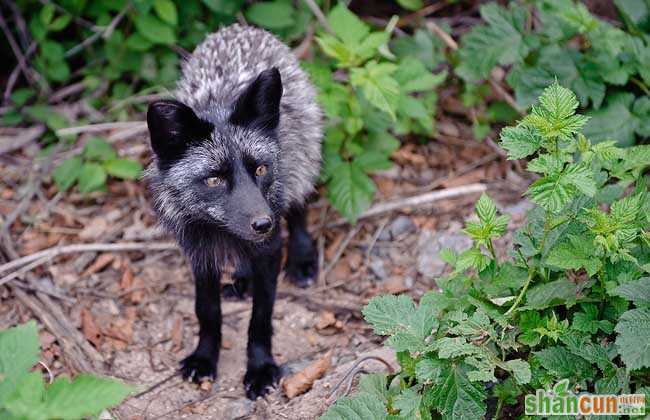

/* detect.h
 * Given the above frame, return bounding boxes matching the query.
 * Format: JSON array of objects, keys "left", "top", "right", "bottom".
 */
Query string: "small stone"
[
  {"left": 388, "top": 216, "right": 416, "bottom": 239},
  {"left": 369, "top": 259, "right": 388, "bottom": 279},
  {"left": 417, "top": 229, "right": 472, "bottom": 278},
  {"left": 225, "top": 399, "right": 254, "bottom": 419}
]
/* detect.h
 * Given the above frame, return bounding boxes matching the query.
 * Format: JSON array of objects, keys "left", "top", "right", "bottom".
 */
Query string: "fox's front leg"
[
  {"left": 285, "top": 206, "right": 318, "bottom": 287},
  {"left": 181, "top": 252, "right": 221, "bottom": 383},
  {"left": 244, "top": 244, "right": 282, "bottom": 399}
]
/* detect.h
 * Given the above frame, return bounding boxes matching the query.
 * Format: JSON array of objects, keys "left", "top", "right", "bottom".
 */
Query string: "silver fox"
[{"left": 145, "top": 24, "right": 322, "bottom": 399}]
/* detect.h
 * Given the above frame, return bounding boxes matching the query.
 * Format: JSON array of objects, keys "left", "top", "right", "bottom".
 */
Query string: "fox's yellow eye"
[
  {"left": 205, "top": 177, "right": 222, "bottom": 187},
  {"left": 255, "top": 165, "right": 267, "bottom": 177}
]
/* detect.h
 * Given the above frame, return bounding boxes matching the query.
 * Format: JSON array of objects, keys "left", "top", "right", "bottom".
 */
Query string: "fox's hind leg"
[
  {"left": 222, "top": 265, "right": 251, "bottom": 300},
  {"left": 285, "top": 206, "right": 318, "bottom": 288},
  {"left": 244, "top": 239, "right": 283, "bottom": 399}
]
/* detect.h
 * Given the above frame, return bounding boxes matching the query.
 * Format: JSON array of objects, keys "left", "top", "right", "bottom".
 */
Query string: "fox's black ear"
[
  {"left": 230, "top": 68, "right": 282, "bottom": 130},
  {"left": 147, "top": 100, "right": 213, "bottom": 162}
]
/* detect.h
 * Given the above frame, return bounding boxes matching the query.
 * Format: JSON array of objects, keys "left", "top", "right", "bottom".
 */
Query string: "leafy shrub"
[
  {"left": 307, "top": 4, "right": 447, "bottom": 221},
  {"left": 456, "top": 0, "right": 650, "bottom": 146},
  {"left": 52, "top": 137, "right": 143, "bottom": 193},
  {"left": 0, "top": 321, "right": 133, "bottom": 419},
  {"left": 322, "top": 83, "right": 650, "bottom": 419}
]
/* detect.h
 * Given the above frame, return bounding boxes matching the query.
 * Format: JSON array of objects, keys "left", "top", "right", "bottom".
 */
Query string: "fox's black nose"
[{"left": 251, "top": 216, "right": 273, "bottom": 234}]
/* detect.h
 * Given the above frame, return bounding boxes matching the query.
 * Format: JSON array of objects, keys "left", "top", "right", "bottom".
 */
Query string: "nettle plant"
[
  {"left": 322, "top": 83, "right": 650, "bottom": 419},
  {"left": 456, "top": 0, "right": 650, "bottom": 146},
  {"left": 0, "top": 322, "right": 133, "bottom": 420},
  {"left": 306, "top": 4, "right": 446, "bottom": 222}
]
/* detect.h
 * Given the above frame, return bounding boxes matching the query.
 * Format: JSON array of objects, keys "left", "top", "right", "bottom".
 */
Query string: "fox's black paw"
[
  {"left": 180, "top": 353, "right": 217, "bottom": 383},
  {"left": 244, "top": 362, "right": 282, "bottom": 399},
  {"left": 285, "top": 252, "right": 318, "bottom": 288}
]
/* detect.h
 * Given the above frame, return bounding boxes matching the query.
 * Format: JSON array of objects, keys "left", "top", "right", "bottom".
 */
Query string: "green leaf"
[
  {"left": 362, "top": 294, "right": 415, "bottom": 336},
  {"left": 545, "top": 233, "right": 602, "bottom": 277},
  {"left": 614, "top": 308, "right": 650, "bottom": 370},
  {"left": 456, "top": 3, "right": 529, "bottom": 82},
  {"left": 524, "top": 279, "right": 577, "bottom": 310},
  {"left": 246, "top": 2, "right": 294, "bottom": 30},
  {"left": 505, "top": 359, "right": 531, "bottom": 385},
  {"left": 533, "top": 346, "right": 594, "bottom": 379},
  {"left": 77, "top": 163, "right": 107, "bottom": 193},
  {"left": 84, "top": 137, "right": 117, "bottom": 162},
  {"left": 327, "top": 160, "right": 375, "bottom": 223},
  {"left": 475, "top": 193, "right": 497, "bottom": 226},
  {"left": 572, "top": 304, "right": 614, "bottom": 334},
  {"left": 3, "top": 371, "right": 45, "bottom": 419},
  {"left": 358, "top": 374, "right": 389, "bottom": 404},
  {"left": 6, "top": 374, "right": 134, "bottom": 419},
  {"left": 0, "top": 322, "right": 40, "bottom": 407},
  {"left": 499, "top": 125, "right": 544, "bottom": 160},
  {"left": 350, "top": 61, "right": 399, "bottom": 120},
  {"left": 104, "top": 159, "right": 143, "bottom": 180},
  {"left": 584, "top": 93, "right": 649, "bottom": 147},
  {"left": 396, "top": 0, "right": 423, "bottom": 11},
  {"left": 10, "top": 89, "right": 35, "bottom": 107},
  {"left": 327, "top": 3, "right": 370, "bottom": 45},
  {"left": 134, "top": 14, "right": 176, "bottom": 45},
  {"left": 612, "top": 277, "right": 650, "bottom": 305},
  {"left": 424, "top": 363, "right": 487, "bottom": 420},
  {"left": 153, "top": 0, "right": 177, "bottom": 26},
  {"left": 52, "top": 157, "right": 83, "bottom": 191},
  {"left": 394, "top": 58, "right": 446, "bottom": 93},
  {"left": 393, "top": 388, "right": 422, "bottom": 419},
  {"left": 321, "top": 392, "right": 387, "bottom": 420}
]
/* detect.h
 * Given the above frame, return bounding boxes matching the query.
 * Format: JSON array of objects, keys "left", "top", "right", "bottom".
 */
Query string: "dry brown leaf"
[
  {"left": 283, "top": 350, "right": 332, "bottom": 399},
  {"left": 383, "top": 277, "right": 411, "bottom": 294},
  {"left": 104, "top": 307, "right": 136, "bottom": 345},
  {"left": 328, "top": 260, "right": 351, "bottom": 281},
  {"left": 80, "top": 308, "right": 102, "bottom": 348},
  {"left": 325, "top": 232, "right": 345, "bottom": 260},
  {"left": 441, "top": 168, "right": 486, "bottom": 188},
  {"left": 82, "top": 253, "right": 115, "bottom": 277},
  {"left": 315, "top": 311, "right": 336, "bottom": 330}
]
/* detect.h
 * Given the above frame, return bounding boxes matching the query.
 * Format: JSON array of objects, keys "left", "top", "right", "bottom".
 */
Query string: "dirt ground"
[{"left": 0, "top": 110, "right": 530, "bottom": 419}]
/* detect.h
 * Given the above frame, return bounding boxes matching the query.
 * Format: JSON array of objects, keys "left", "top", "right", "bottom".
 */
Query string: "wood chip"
[
  {"left": 82, "top": 253, "right": 115, "bottom": 277},
  {"left": 170, "top": 317, "right": 183, "bottom": 352},
  {"left": 315, "top": 311, "right": 337, "bottom": 330},
  {"left": 282, "top": 350, "right": 332, "bottom": 399}
]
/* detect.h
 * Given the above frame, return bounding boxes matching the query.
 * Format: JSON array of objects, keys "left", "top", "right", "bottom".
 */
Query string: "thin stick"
[
  {"left": 425, "top": 20, "right": 524, "bottom": 116},
  {"left": 55, "top": 121, "right": 146, "bottom": 137},
  {"left": 0, "top": 255, "right": 51, "bottom": 288},
  {"left": 3, "top": 42, "right": 37, "bottom": 103},
  {"left": 302, "top": 0, "right": 334, "bottom": 35},
  {"left": 328, "top": 183, "right": 487, "bottom": 227},
  {"left": 321, "top": 224, "right": 362, "bottom": 283},
  {"left": 0, "top": 241, "right": 178, "bottom": 275},
  {"left": 0, "top": 10, "right": 37, "bottom": 87},
  {"left": 64, "top": 5, "right": 129, "bottom": 58}
]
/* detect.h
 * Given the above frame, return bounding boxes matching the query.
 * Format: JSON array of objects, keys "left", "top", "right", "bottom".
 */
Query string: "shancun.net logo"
[{"left": 525, "top": 379, "right": 646, "bottom": 416}]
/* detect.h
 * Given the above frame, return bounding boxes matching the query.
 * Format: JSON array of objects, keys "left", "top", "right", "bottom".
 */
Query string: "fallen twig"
[
  {"left": 302, "top": 0, "right": 334, "bottom": 35},
  {"left": 55, "top": 121, "right": 146, "bottom": 137},
  {"left": 0, "top": 125, "right": 46, "bottom": 154},
  {"left": 320, "top": 224, "right": 362, "bottom": 284},
  {"left": 0, "top": 241, "right": 178, "bottom": 276},
  {"left": 327, "top": 355, "right": 395, "bottom": 400},
  {"left": 328, "top": 183, "right": 487, "bottom": 227}
]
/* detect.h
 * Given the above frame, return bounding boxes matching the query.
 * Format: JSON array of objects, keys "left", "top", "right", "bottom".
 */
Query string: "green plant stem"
[
  {"left": 631, "top": 77, "right": 650, "bottom": 97},
  {"left": 494, "top": 398, "right": 504, "bottom": 419},
  {"left": 487, "top": 239, "right": 498, "bottom": 264},
  {"left": 505, "top": 270, "right": 534, "bottom": 317}
]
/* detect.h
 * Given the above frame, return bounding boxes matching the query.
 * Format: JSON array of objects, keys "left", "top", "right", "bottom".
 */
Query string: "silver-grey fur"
[{"left": 145, "top": 24, "right": 322, "bottom": 241}]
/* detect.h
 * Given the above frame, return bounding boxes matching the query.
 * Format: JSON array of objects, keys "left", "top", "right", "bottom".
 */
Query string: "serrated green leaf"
[
  {"left": 505, "top": 359, "right": 531, "bottom": 384},
  {"left": 393, "top": 388, "right": 421, "bottom": 419},
  {"left": 435, "top": 337, "right": 481, "bottom": 359},
  {"left": 0, "top": 322, "right": 40, "bottom": 407},
  {"left": 545, "top": 234, "right": 602, "bottom": 277},
  {"left": 394, "top": 58, "right": 446, "bottom": 93},
  {"left": 104, "top": 159, "right": 143, "bottom": 180},
  {"left": 321, "top": 392, "right": 387, "bottom": 420},
  {"left": 52, "top": 157, "right": 83, "bottom": 192},
  {"left": 533, "top": 346, "right": 594, "bottom": 380},
  {"left": 457, "top": 3, "right": 529, "bottom": 82},
  {"left": 614, "top": 308, "right": 650, "bottom": 370},
  {"left": 327, "top": 3, "right": 369, "bottom": 45},
  {"left": 572, "top": 303, "right": 614, "bottom": 334},
  {"left": 475, "top": 193, "right": 497, "bottom": 226},
  {"left": 362, "top": 294, "right": 415, "bottom": 336},
  {"left": 350, "top": 61, "right": 399, "bottom": 120},
  {"left": 524, "top": 279, "right": 577, "bottom": 310},
  {"left": 499, "top": 125, "right": 544, "bottom": 160},
  {"left": 584, "top": 93, "right": 648, "bottom": 147},
  {"left": 424, "top": 363, "right": 487, "bottom": 420},
  {"left": 358, "top": 374, "right": 389, "bottom": 404},
  {"left": 612, "top": 277, "right": 650, "bottom": 305},
  {"left": 396, "top": 0, "right": 423, "bottom": 11},
  {"left": 77, "top": 163, "right": 107, "bottom": 193},
  {"left": 327, "top": 160, "right": 375, "bottom": 223}
]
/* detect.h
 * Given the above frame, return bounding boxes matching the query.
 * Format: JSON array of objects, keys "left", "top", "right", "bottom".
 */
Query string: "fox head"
[{"left": 146, "top": 68, "right": 284, "bottom": 243}]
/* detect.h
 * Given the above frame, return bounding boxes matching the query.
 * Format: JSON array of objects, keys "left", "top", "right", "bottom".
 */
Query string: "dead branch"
[
  {"left": 328, "top": 183, "right": 487, "bottom": 227},
  {"left": 0, "top": 241, "right": 178, "bottom": 276},
  {"left": 55, "top": 121, "right": 147, "bottom": 137}
]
